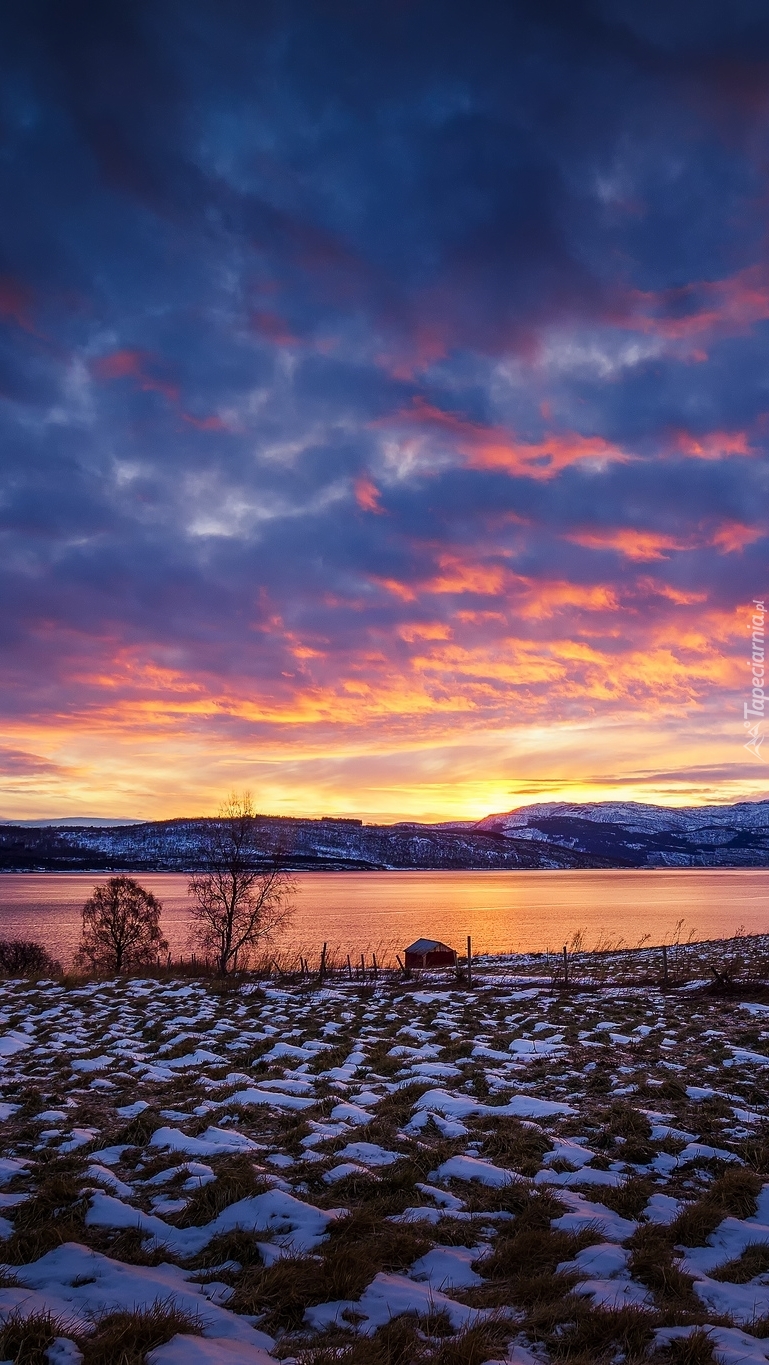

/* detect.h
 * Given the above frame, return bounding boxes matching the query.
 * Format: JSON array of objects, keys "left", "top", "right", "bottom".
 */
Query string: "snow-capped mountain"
[
  {"left": 1, "top": 800, "right": 768, "bottom": 870},
  {"left": 474, "top": 799, "right": 769, "bottom": 866}
]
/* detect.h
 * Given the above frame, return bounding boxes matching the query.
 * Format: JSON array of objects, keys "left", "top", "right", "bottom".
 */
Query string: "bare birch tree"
[
  {"left": 188, "top": 792, "right": 295, "bottom": 974},
  {"left": 77, "top": 877, "right": 167, "bottom": 973}
]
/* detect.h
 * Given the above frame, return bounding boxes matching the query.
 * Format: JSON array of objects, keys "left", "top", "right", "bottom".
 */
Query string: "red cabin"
[{"left": 404, "top": 938, "right": 457, "bottom": 970}]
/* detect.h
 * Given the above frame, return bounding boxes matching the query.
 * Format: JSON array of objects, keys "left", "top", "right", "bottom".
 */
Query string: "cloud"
[
  {"left": 354, "top": 476, "right": 383, "bottom": 513},
  {"left": 384, "top": 398, "right": 632, "bottom": 480},
  {"left": 671, "top": 429, "right": 754, "bottom": 460},
  {"left": 1, "top": 0, "right": 769, "bottom": 816},
  {"left": 92, "top": 349, "right": 179, "bottom": 403},
  {"left": 565, "top": 522, "right": 763, "bottom": 560},
  {"left": 0, "top": 748, "right": 63, "bottom": 776},
  {"left": 0, "top": 277, "right": 36, "bottom": 334},
  {"left": 626, "top": 266, "right": 769, "bottom": 348}
]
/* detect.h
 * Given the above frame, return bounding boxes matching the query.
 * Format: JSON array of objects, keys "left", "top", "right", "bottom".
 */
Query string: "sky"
[{"left": 1, "top": 0, "right": 768, "bottom": 823}]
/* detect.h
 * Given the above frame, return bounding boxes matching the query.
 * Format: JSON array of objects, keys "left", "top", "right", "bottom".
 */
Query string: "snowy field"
[{"left": 1, "top": 960, "right": 769, "bottom": 1362}]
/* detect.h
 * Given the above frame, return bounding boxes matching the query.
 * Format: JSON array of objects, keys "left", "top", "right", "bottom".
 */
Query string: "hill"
[{"left": 1, "top": 798, "right": 768, "bottom": 870}]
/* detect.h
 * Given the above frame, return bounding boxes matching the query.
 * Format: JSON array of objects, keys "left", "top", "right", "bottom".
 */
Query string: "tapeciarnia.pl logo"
[{"left": 744, "top": 598, "right": 766, "bottom": 760}]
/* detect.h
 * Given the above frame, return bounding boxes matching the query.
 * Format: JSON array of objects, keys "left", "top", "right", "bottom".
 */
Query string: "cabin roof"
[{"left": 405, "top": 938, "right": 455, "bottom": 954}]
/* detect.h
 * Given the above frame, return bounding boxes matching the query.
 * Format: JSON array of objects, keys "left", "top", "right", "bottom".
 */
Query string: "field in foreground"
[{"left": 1, "top": 958, "right": 769, "bottom": 1363}]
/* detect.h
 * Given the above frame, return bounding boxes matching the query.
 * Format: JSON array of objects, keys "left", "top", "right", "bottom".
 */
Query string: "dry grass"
[
  {"left": 649, "top": 1328, "right": 718, "bottom": 1364},
  {"left": 231, "top": 1209, "right": 433, "bottom": 1330},
  {"left": 312, "top": 1155, "right": 439, "bottom": 1218},
  {"left": 176, "top": 1154, "right": 269, "bottom": 1225},
  {"left": 672, "top": 1169, "right": 763, "bottom": 1246},
  {"left": 0, "top": 1308, "right": 73, "bottom": 1365},
  {"left": 0, "top": 1164, "right": 88, "bottom": 1264},
  {"left": 5, "top": 965, "right": 769, "bottom": 1365},
  {"left": 479, "top": 1116, "right": 552, "bottom": 1176},
  {"left": 81, "top": 1299, "right": 203, "bottom": 1364},
  {"left": 711, "top": 1242, "right": 769, "bottom": 1282},
  {"left": 628, "top": 1224, "right": 700, "bottom": 1311},
  {"left": 189, "top": 1226, "right": 266, "bottom": 1268},
  {"left": 738, "top": 1126, "right": 769, "bottom": 1174},
  {"left": 579, "top": 1175, "right": 655, "bottom": 1221},
  {"left": 287, "top": 1313, "right": 513, "bottom": 1365},
  {"left": 290, "top": 1315, "right": 429, "bottom": 1365},
  {"left": 432, "top": 1316, "right": 515, "bottom": 1364},
  {"left": 466, "top": 1203, "right": 600, "bottom": 1314},
  {"left": 606, "top": 1101, "right": 653, "bottom": 1142},
  {"left": 548, "top": 1304, "right": 655, "bottom": 1363},
  {"left": 116, "top": 1109, "right": 164, "bottom": 1147}
]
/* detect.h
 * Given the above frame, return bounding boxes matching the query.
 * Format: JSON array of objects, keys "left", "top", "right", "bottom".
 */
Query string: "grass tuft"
[
  {"left": 628, "top": 1224, "right": 699, "bottom": 1311},
  {"left": 651, "top": 1327, "right": 718, "bottom": 1364},
  {"left": 80, "top": 1299, "right": 203, "bottom": 1364},
  {"left": 672, "top": 1168, "right": 763, "bottom": 1247},
  {"left": 176, "top": 1154, "right": 269, "bottom": 1226},
  {"left": 0, "top": 1308, "right": 73, "bottom": 1365},
  {"left": 711, "top": 1241, "right": 769, "bottom": 1282},
  {"left": 0, "top": 1166, "right": 88, "bottom": 1264},
  {"left": 231, "top": 1211, "right": 432, "bottom": 1330},
  {"left": 116, "top": 1109, "right": 164, "bottom": 1146},
  {"left": 480, "top": 1116, "right": 552, "bottom": 1176},
  {"left": 549, "top": 1304, "right": 655, "bottom": 1362}
]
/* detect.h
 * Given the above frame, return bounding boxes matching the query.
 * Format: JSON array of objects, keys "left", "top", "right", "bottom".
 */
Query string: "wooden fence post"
[
  {"left": 319, "top": 942, "right": 327, "bottom": 982},
  {"left": 467, "top": 935, "right": 473, "bottom": 988},
  {"left": 662, "top": 942, "right": 669, "bottom": 987},
  {"left": 346, "top": 953, "right": 353, "bottom": 980},
  {"left": 562, "top": 945, "right": 569, "bottom": 988},
  {"left": 360, "top": 952, "right": 366, "bottom": 982}
]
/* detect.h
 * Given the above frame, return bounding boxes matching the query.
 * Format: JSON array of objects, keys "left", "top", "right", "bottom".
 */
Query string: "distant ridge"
[
  {"left": 0, "top": 798, "right": 768, "bottom": 871},
  {"left": 1, "top": 817, "right": 145, "bottom": 828}
]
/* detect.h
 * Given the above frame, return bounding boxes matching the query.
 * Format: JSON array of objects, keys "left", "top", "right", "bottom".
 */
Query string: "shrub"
[{"left": 0, "top": 939, "right": 61, "bottom": 976}]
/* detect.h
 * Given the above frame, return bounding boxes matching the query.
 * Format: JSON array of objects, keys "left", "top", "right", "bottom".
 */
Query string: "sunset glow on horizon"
[{"left": 1, "top": 3, "right": 768, "bottom": 824}]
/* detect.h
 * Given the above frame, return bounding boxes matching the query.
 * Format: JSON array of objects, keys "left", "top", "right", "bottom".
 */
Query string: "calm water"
[{"left": 0, "top": 869, "right": 767, "bottom": 966}]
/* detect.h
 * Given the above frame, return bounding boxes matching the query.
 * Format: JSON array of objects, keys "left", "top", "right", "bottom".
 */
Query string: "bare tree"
[
  {"left": 77, "top": 876, "right": 168, "bottom": 974},
  {"left": 0, "top": 940, "right": 61, "bottom": 977},
  {"left": 188, "top": 792, "right": 295, "bottom": 974}
]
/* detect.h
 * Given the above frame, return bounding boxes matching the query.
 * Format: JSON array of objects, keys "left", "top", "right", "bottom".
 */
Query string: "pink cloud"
[
  {"left": 92, "top": 349, "right": 180, "bottom": 403},
  {"left": 354, "top": 476, "right": 384, "bottom": 513}
]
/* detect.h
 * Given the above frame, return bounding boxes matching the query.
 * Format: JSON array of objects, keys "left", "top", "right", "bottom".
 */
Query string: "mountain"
[
  {"left": 0, "top": 815, "right": 609, "bottom": 872},
  {"left": 474, "top": 799, "right": 769, "bottom": 867},
  {"left": 0, "top": 800, "right": 767, "bottom": 872}
]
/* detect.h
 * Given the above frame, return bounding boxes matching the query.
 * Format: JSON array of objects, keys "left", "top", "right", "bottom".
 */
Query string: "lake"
[{"left": 0, "top": 868, "right": 767, "bottom": 967}]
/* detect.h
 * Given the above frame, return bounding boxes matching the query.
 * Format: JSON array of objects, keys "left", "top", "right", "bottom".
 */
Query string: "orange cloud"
[
  {"left": 395, "top": 397, "right": 632, "bottom": 481},
  {"left": 377, "top": 323, "right": 451, "bottom": 380},
  {"left": 372, "top": 555, "right": 624, "bottom": 614},
  {"left": 398, "top": 622, "right": 453, "bottom": 642},
  {"left": 635, "top": 580, "right": 707, "bottom": 606},
  {"left": 424, "top": 555, "right": 507, "bottom": 595},
  {"left": 710, "top": 521, "right": 763, "bottom": 553},
  {"left": 513, "top": 578, "right": 619, "bottom": 619},
  {"left": 5, "top": 588, "right": 759, "bottom": 828},
  {"left": 566, "top": 522, "right": 762, "bottom": 560},
  {"left": 455, "top": 610, "right": 507, "bottom": 624},
  {"left": 567, "top": 528, "right": 687, "bottom": 560},
  {"left": 371, "top": 576, "right": 417, "bottom": 601}
]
